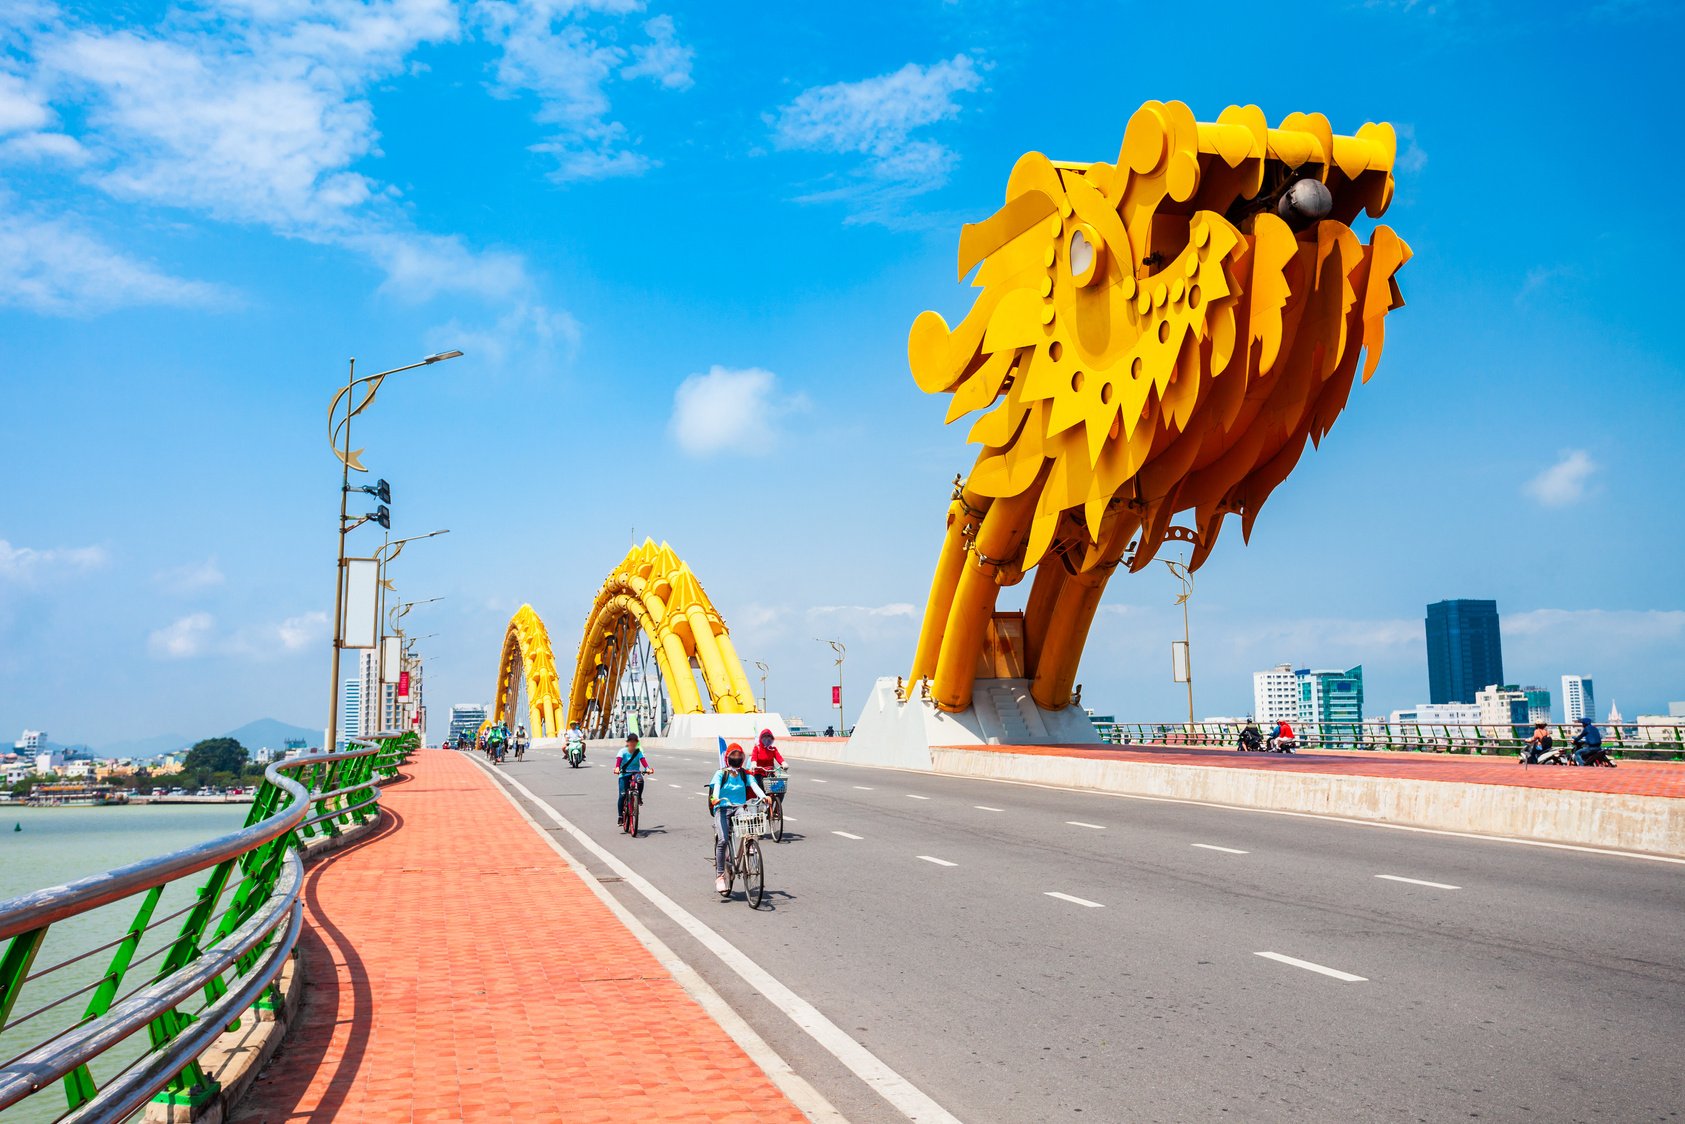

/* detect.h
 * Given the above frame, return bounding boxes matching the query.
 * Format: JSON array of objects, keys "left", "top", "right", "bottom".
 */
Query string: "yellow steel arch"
[
  {"left": 909, "top": 101, "right": 1410, "bottom": 714},
  {"left": 565, "top": 539, "right": 756, "bottom": 736},
  {"left": 491, "top": 604, "right": 564, "bottom": 738}
]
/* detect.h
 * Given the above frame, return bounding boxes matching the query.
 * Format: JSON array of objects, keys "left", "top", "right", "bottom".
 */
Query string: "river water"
[{"left": 0, "top": 804, "right": 249, "bottom": 1121}]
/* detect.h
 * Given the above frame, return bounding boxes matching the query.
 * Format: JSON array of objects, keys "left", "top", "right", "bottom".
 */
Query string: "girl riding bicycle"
[{"left": 708, "top": 744, "right": 768, "bottom": 893}]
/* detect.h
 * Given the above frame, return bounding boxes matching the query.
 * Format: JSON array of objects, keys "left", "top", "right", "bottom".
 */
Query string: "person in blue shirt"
[
  {"left": 1572, "top": 717, "right": 1610, "bottom": 766},
  {"left": 708, "top": 744, "right": 767, "bottom": 893},
  {"left": 614, "top": 734, "right": 654, "bottom": 822}
]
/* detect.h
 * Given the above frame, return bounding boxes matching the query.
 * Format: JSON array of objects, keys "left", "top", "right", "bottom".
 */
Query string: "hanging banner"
[
  {"left": 382, "top": 637, "right": 403, "bottom": 683},
  {"left": 340, "top": 559, "right": 379, "bottom": 649},
  {"left": 397, "top": 670, "right": 410, "bottom": 699},
  {"left": 832, "top": 685, "right": 841, "bottom": 706}
]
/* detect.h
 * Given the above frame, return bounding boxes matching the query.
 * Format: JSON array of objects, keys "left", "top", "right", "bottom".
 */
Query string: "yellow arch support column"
[{"left": 712, "top": 629, "right": 758, "bottom": 711}]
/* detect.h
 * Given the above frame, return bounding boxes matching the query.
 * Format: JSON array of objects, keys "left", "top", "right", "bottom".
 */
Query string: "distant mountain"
[{"left": 221, "top": 718, "right": 318, "bottom": 750}]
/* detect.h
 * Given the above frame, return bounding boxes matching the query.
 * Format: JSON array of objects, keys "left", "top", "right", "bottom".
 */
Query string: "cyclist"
[
  {"left": 514, "top": 725, "right": 528, "bottom": 760},
  {"left": 614, "top": 734, "right": 654, "bottom": 824},
  {"left": 708, "top": 744, "right": 768, "bottom": 893}
]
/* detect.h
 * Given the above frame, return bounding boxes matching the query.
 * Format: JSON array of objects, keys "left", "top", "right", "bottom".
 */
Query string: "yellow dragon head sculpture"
[{"left": 910, "top": 101, "right": 1411, "bottom": 578}]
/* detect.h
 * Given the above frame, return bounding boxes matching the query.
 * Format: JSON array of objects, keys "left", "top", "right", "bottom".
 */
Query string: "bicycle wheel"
[
  {"left": 771, "top": 795, "right": 784, "bottom": 843},
  {"left": 625, "top": 796, "right": 638, "bottom": 836},
  {"left": 743, "top": 838, "right": 764, "bottom": 908}
]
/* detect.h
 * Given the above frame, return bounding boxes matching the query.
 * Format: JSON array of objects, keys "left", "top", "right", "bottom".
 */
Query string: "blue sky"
[{"left": 3, "top": 0, "right": 1683, "bottom": 747}]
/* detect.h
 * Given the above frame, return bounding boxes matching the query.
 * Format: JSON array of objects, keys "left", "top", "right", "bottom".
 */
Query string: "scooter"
[
  {"left": 1237, "top": 728, "right": 1264, "bottom": 752},
  {"left": 566, "top": 738, "right": 586, "bottom": 768}
]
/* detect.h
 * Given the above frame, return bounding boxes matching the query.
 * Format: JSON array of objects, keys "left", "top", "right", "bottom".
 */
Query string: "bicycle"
[
  {"left": 719, "top": 802, "right": 768, "bottom": 908},
  {"left": 764, "top": 767, "right": 789, "bottom": 842},
  {"left": 620, "top": 772, "right": 649, "bottom": 836}
]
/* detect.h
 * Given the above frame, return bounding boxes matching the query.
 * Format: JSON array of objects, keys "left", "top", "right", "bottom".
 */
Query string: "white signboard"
[
  {"left": 1171, "top": 640, "right": 1191, "bottom": 684},
  {"left": 341, "top": 559, "right": 379, "bottom": 649},
  {"left": 382, "top": 636, "right": 403, "bottom": 683}
]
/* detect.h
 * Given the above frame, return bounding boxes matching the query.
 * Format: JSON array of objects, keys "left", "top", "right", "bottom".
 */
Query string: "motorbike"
[
  {"left": 566, "top": 738, "right": 586, "bottom": 768},
  {"left": 1237, "top": 728, "right": 1264, "bottom": 752}
]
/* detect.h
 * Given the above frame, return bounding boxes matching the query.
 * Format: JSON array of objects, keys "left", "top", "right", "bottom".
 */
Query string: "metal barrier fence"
[
  {"left": 0, "top": 731, "right": 416, "bottom": 1123},
  {"left": 1103, "top": 721, "right": 1685, "bottom": 758}
]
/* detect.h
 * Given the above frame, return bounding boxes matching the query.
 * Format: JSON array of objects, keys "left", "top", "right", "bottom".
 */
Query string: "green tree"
[{"left": 183, "top": 738, "right": 247, "bottom": 777}]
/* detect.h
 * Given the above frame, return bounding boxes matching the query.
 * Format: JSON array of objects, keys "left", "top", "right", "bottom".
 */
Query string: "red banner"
[
  {"left": 832, "top": 685, "right": 841, "bottom": 705},
  {"left": 397, "top": 671, "right": 410, "bottom": 699}
]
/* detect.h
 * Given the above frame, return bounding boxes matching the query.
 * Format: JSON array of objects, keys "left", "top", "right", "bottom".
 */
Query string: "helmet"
[
  {"left": 626, "top": 733, "right": 640, "bottom": 744},
  {"left": 1577, "top": 716, "right": 1591, "bottom": 725}
]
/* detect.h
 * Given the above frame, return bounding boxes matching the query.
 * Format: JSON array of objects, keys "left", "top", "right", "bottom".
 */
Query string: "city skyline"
[{"left": 3, "top": 2, "right": 1682, "bottom": 743}]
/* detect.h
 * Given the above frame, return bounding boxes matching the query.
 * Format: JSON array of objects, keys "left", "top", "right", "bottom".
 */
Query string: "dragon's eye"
[{"left": 1067, "top": 224, "right": 1102, "bottom": 287}]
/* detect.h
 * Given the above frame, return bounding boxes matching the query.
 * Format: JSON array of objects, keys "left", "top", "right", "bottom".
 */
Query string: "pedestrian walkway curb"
[{"left": 931, "top": 747, "right": 1685, "bottom": 858}]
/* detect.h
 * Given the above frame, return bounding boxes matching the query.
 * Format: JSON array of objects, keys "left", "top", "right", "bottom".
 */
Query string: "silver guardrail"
[{"left": 0, "top": 731, "right": 414, "bottom": 1122}]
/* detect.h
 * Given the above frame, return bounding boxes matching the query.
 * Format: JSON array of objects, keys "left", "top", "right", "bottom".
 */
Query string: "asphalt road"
[{"left": 476, "top": 742, "right": 1685, "bottom": 1124}]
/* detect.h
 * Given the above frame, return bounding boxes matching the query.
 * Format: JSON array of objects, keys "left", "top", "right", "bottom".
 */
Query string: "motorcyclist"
[
  {"left": 1238, "top": 719, "right": 1263, "bottom": 752},
  {"left": 1267, "top": 718, "right": 1296, "bottom": 753},
  {"left": 1520, "top": 722, "right": 1553, "bottom": 764},
  {"left": 708, "top": 744, "right": 768, "bottom": 893},
  {"left": 565, "top": 723, "right": 586, "bottom": 762},
  {"left": 1572, "top": 717, "right": 1611, "bottom": 766}
]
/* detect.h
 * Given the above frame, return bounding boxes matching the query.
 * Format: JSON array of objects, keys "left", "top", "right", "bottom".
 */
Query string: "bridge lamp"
[
  {"left": 324, "top": 349, "right": 462, "bottom": 756},
  {"left": 815, "top": 639, "right": 846, "bottom": 736},
  {"left": 754, "top": 661, "right": 769, "bottom": 713}
]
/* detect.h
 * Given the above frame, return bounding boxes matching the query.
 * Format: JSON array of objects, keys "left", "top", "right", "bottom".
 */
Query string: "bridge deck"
[
  {"left": 233, "top": 749, "right": 806, "bottom": 1123},
  {"left": 943, "top": 741, "right": 1685, "bottom": 798}
]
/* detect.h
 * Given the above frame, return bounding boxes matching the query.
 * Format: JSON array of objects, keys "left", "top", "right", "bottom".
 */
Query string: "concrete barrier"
[{"left": 931, "top": 747, "right": 1685, "bottom": 858}]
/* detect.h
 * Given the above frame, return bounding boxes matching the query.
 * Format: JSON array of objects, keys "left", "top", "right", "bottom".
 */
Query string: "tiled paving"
[
  {"left": 233, "top": 749, "right": 807, "bottom": 1124},
  {"left": 952, "top": 741, "right": 1685, "bottom": 799}
]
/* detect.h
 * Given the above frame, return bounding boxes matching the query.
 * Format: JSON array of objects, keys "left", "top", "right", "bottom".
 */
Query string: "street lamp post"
[
  {"left": 754, "top": 661, "right": 769, "bottom": 713},
  {"left": 816, "top": 639, "right": 846, "bottom": 736},
  {"left": 1164, "top": 558, "right": 1195, "bottom": 729},
  {"left": 324, "top": 350, "right": 460, "bottom": 754},
  {"left": 387, "top": 597, "right": 441, "bottom": 732},
  {"left": 373, "top": 531, "right": 449, "bottom": 727}
]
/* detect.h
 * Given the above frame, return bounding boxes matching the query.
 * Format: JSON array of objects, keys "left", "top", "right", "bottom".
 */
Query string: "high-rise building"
[
  {"left": 1425, "top": 600, "right": 1504, "bottom": 704},
  {"left": 1476, "top": 684, "right": 1531, "bottom": 739},
  {"left": 1299, "top": 666, "right": 1364, "bottom": 745},
  {"left": 448, "top": 704, "right": 488, "bottom": 745},
  {"left": 1521, "top": 686, "right": 1552, "bottom": 725},
  {"left": 1562, "top": 675, "right": 1596, "bottom": 723},
  {"left": 340, "top": 678, "right": 361, "bottom": 748},
  {"left": 13, "top": 730, "right": 48, "bottom": 753},
  {"left": 1252, "top": 664, "right": 1303, "bottom": 724},
  {"left": 356, "top": 649, "right": 398, "bottom": 736}
]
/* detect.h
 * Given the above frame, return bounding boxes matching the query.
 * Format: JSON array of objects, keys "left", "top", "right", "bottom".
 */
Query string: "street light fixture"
[
  {"left": 815, "top": 639, "right": 846, "bottom": 736},
  {"left": 754, "top": 661, "right": 769, "bottom": 713},
  {"left": 323, "top": 350, "right": 461, "bottom": 754}
]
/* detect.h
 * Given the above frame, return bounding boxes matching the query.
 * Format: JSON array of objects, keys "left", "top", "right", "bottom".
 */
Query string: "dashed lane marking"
[
  {"left": 853, "top": 786, "right": 874, "bottom": 791},
  {"left": 1191, "top": 844, "right": 1249, "bottom": 854},
  {"left": 1066, "top": 821, "right": 1106, "bottom": 830},
  {"left": 1255, "top": 952, "right": 1367, "bottom": 982},
  {"left": 1044, "top": 892, "right": 1104, "bottom": 908},
  {"left": 974, "top": 806, "right": 1004, "bottom": 812},
  {"left": 906, "top": 794, "right": 930, "bottom": 800},
  {"left": 1375, "top": 874, "right": 1461, "bottom": 890},
  {"left": 833, "top": 831, "right": 864, "bottom": 840},
  {"left": 917, "top": 856, "right": 957, "bottom": 867}
]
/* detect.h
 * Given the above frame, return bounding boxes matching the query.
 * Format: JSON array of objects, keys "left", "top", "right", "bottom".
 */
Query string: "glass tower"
[{"left": 1425, "top": 599, "right": 1503, "bottom": 704}]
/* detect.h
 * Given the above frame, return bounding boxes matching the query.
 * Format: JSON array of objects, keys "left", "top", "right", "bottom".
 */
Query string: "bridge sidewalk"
[{"left": 233, "top": 749, "right": 808, "bottom": 1123}]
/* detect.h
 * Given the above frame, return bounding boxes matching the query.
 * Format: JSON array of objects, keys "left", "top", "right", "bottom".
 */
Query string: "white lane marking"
[
  {"left": 833, "top": 831, "right": 864, "bottom": 840},
  {"left": 1066, "top": 821, "right": 1106, "bottom": 830},
  {"left": 669, "top": 783, "right": 682, "bottom": 788},
  {"left": 917, "top": 856, "right": 957, "bottom": 867},
  {"left": 475, "top": 762, "right": 846, "bottom": 1122},
  {"left": 480, "top": 763, "right": 957, "bottom": 1124},
  {"left": 853, "top": 786, "right": 874, "bottom": 791},
  {"left": 1375, "top": 874, "right": 1461, "bottom": 890},
  {"left": 1255, "top": 951, "right": 1367, "bottom": 982},
  {"left": 811, "top": 779, "right": 827, "bottom": 784},
  {"left": 973, "top": 805, "right": 1004, "bottom": 812},
  {"left": 906, "top": 794, "right": 930, "bottom": 800},
  {"left": 1191, "top": 843, "right": 1249, "bottom": 854},
  {"left": 1045, "top": 892, "right": 1104, "bottom": 908}
]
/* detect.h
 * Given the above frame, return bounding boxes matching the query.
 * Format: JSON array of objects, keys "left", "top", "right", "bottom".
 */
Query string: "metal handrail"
[
  {"left": 1098, "top": 720, "right": 1685, "bottom": 756},
  {"left": 0, "top": 730, "right": 416, "bottom": 1120}
]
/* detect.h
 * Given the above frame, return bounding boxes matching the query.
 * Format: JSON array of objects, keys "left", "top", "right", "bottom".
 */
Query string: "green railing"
[
  {"left": 1102, "top": 721, "right": 1685, "bottom": 759},
  {"left": 0, "top": 731, "right": 416, "bottom": 1123}
]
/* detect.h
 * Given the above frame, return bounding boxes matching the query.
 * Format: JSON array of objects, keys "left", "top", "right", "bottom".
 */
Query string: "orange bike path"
[
  {"left": 234, "top": 749, "right": 808, "bottom": 1124},
  {"left": 946, "top": 741, "right": 1685, "bottom": 799}
]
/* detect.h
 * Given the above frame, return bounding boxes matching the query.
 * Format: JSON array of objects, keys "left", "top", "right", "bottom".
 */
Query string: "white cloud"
[
  {"left": 426, "top": 300, "right": 582, "bottom": 370},
  {"left": 274, "top": 610, "right": 328, "bottom": 651},
  {"left": 1395, "top": 123, "right": 1427, "bottom": 174},
  {"left": 668, "top": 365, "right": 806, "bottom": 456},
  {"left": 771, "top": 53, "right": 983, "bottom": 219},
  {"left": 1524, "top": 449, "right": 1596, "bottom": 507},
  {"left": 1504, "top": 608, "right": 1685, "bottom": 642},
  {"left": 148, "top": 611, "right": 215, "bottom": 659},
  {"left": 154, "top": 556, "right": 225, "bottom": 595},
  {"left": 0, "top": 68, "right": 52, "bottom": 133},
  {"left": 0, "top": 538, "right": 109, "bottom": 582},
  {"left": 807, "top": 603, "right": 919, "bottom": 619},
  {"left": 0, "top": 195, "right": 232, "bottom": 314},
  {"left": 475, "top": 0, "right": 693, "bottom": 181}
]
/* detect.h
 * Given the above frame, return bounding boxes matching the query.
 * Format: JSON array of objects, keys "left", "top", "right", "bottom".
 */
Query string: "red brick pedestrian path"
[
  {"left": 234, "top": 749, "right": 808, "bottom": 1123},
  {"left": 959, "top": 741, "right": 1685, "bottom": 799}
]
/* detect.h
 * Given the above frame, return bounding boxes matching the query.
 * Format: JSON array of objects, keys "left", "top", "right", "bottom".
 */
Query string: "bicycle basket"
[
  {"left": 767, "top": 777, "right": 787, "bottom": 794},
  {"left": 732, "top": 809, "right": 770, "bottom": 840}
]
